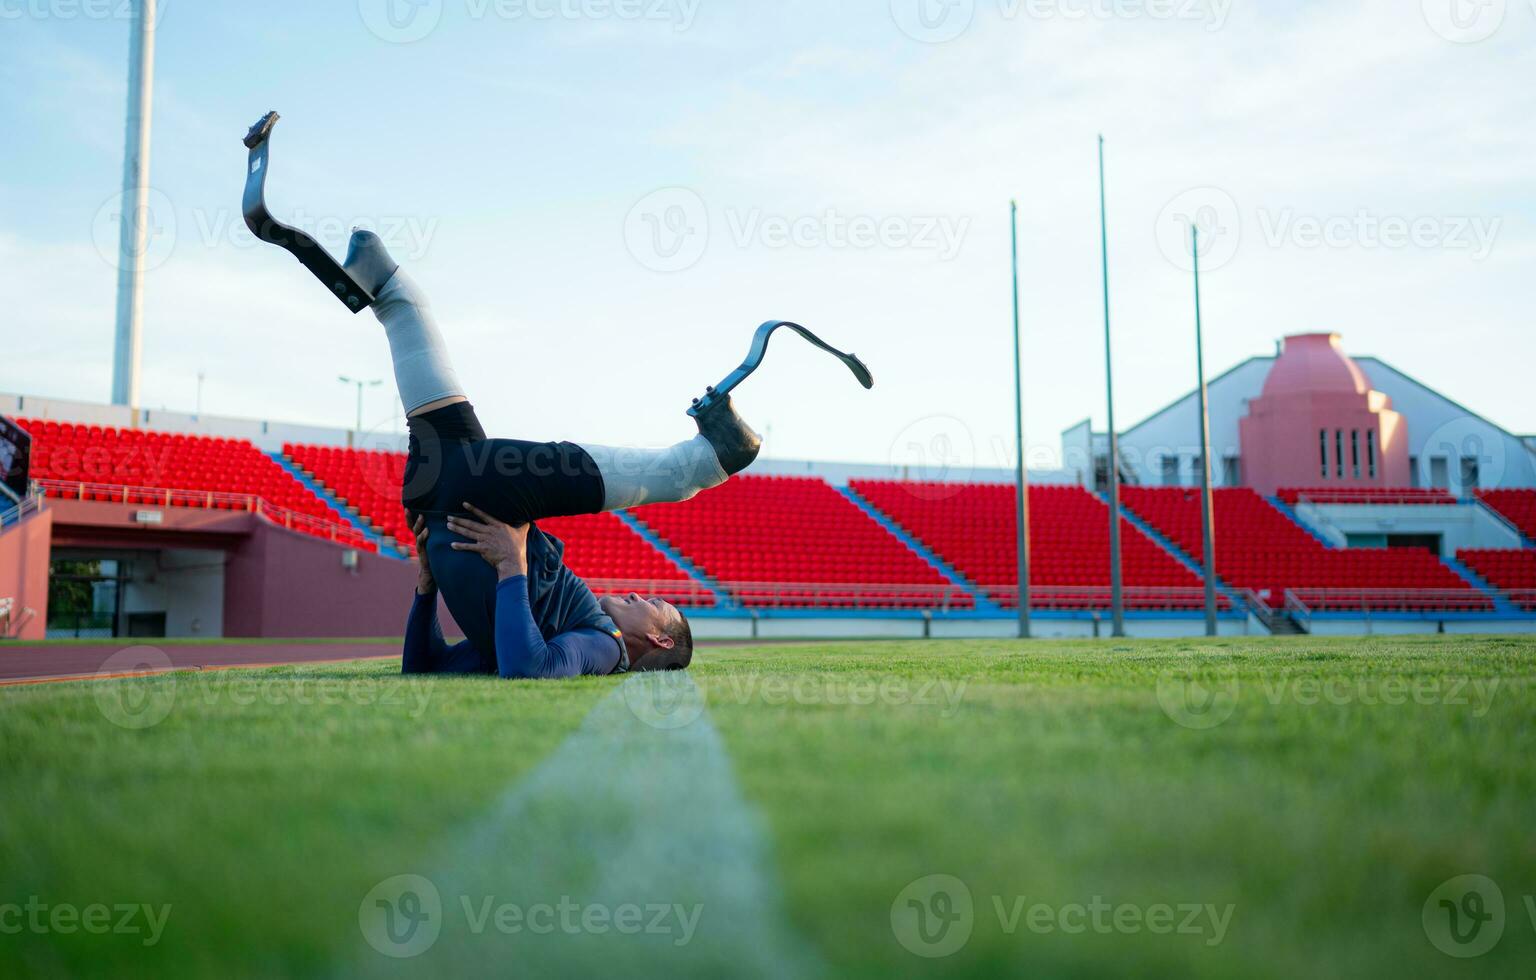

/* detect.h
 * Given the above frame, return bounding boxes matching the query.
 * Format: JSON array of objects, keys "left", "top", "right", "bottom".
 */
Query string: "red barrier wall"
[
  {"left": 222, "top": 519, "right": 457, "bottom": 640},
  {"left": 0, "top": 508, "right": 53, "bottom": 641}
]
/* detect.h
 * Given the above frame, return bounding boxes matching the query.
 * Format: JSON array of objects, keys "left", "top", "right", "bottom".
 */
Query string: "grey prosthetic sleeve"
[
  {"left": 579, "top": 436, "right": 728, "bottom": 511},
  {"left": 370, "top": 270, "right": 466, "bottom": 414}
]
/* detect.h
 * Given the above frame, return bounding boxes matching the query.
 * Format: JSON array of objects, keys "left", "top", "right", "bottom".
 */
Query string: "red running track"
[{"left": 0, "top": 641, "right": 402, "bottom": 684}]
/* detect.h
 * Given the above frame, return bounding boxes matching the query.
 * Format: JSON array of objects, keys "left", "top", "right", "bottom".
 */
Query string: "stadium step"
[
  {"left": 267, "top": 452, "right": 407, "bottom": 559},
  {"left": 1267, "top": 614, "right": 1307, "bottom": 635},
  {"left": 1442, "top": 555, "right": 1520, "bottom": 615},
  {"left": 1112, "top": 496, "right": 1242, "bottom": 605},
  {"left": 1472, "top": 495, "right": 1536, "bottom": 548},
  {"left": 611, "top": 511, "right": 727, "bottom": 608},
  {"left": 1267, "top": 496, "right": 1338, "bottom": 547},
  {"left": 835, "top": 486, "right": 1000, "bottom": 613}
]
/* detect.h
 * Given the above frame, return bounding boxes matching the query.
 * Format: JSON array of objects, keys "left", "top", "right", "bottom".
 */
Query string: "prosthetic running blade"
[
  {"left": 242, "top": 111, "right": 384, "bottom": 313},
  {"left": 688, "top": 321, "right": 873, "bottom": 419}
]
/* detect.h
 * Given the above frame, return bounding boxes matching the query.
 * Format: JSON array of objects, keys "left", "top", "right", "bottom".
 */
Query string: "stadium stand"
[
  {"left": 283, "top": 443, "right": 713, "bottom": 605},
  {"left": 633, "top": 475, "right": 972, "bottom": 609},
  {"left": 1476, "top": 489, "right": 1536, "bottom": 542},
  {"left": 9, "top": 417, "right": 1525, "bottom": 621},
  {"left": 1277, "top": 487, "right": 1457, "bottom": 506},
  {"left": 849, "top": 481, "right": 1216, "bottom": 610},
  {"left": 284, "top": 445, "right": 411, "bottom": 549},
  {"left": 19, "top": 419, "right": 373, "bottom": 550},
  {"left": 1122, "top": 487, "right": 1491, "bottom": 611},
  {"left": 1457, "top": 549, "right": 1536, "bottom": 611}
]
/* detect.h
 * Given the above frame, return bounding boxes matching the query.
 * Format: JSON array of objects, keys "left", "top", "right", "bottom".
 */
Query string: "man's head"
[{"left": 600, "top": 592, "right": 692, "bottom": 671}]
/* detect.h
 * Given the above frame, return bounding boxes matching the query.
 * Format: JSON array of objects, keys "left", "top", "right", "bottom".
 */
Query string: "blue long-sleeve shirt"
[{"left": 403, "top": 577, "right": 624, "bottom": 679}]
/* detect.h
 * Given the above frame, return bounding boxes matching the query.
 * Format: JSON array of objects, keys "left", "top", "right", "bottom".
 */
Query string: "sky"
[{"left": 1, "top": 0, "right": 1532, "bottom": 475}]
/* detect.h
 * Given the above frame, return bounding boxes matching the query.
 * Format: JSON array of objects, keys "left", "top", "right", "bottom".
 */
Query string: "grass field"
[{"left": 1, "top": 635, "right": 1533, "bottom": 978}]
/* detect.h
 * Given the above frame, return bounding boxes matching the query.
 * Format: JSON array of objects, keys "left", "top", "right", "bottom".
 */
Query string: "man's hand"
[
  {"left": 447, "top": 503, "right": 529, "bottom": 581},
  {"left": 411, "top": 514, "right": 435, "bottom": 595}
]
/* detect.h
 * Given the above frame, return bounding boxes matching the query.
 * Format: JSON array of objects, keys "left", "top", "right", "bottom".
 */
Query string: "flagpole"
[
  {"left": 1011, "top": 200, "right": 1032, "bottom": 638},
  {"left": 1192, "top": 226, "right": 1219, "bottom": 636},
  {"left": 1097, "top": 135, "right": 1125, "bottom": 637}
]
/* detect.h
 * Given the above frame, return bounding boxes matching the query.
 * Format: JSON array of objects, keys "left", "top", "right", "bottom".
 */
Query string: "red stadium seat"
[
  {"left": 633, "top": 476, "right": 971, "bottom": 609},
  {"left": 1476, "top": 489, "right": 1536, "bottom": 542},
  {"left": 1278, "top": 487, "right": 1457, "bottom": 506},
  {"left": 1122, "top": 487, "right": 1491, "bottom": 612},
  {"left": 15, "top": 418, "right": 372, "bottom": 552},
  {"left": 851, "top": 481, "right": 1215, "bottom": 610},
  {"left": 1457, "top": 549, "right": 1536, "bottom": 611}
]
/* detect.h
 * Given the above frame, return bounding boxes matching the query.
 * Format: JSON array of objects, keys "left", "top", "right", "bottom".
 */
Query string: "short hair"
[{"left": 637, "top": 610, "right": 693, "bottom": 671}]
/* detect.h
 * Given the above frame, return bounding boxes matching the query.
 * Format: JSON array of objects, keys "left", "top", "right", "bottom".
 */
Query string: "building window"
[
  {"left": 1409, "top": 455, "right": 1419, "bottom": 487},
  {"left": 1460, "top": 456, "right": 1480, "bottom": 493},
  {"left": 1161, "top": 455, "right": 1180, "bottom": 487},
  {"left": 1223, "top": 457, "right": 1241, "bottom": 487},
  {"left": 1429, "top": 456, "right": 1449, "bottom": 490},
  {"left": 1351, "top": 430, "right": 1360, "bottom": 479},
  {"left": 1335, "top": 430, "right": 1345, "bottom": 479},
  {"left": 1319, "top": 429, "right": 1328, "bottom": 479},
  {"left": 1367, "top": 430, "right": 1377, "bottom": 479}
]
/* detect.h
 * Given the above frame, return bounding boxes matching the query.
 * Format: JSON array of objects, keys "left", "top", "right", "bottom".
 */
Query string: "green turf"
[{"left": 1, "top": 635, "right": 1533, "bottom": 977}]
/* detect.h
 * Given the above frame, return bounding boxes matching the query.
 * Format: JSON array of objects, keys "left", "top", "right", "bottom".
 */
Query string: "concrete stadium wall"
[
  {"left": 689, "top": 614, "right": 1260, "bottom": 641},
  {"left": 1360, "top": 358, "right": 1536, "bottom": 491},
  {"left": 117, "top": 548, "right": 227, "bottom": 639},
  {"left": 1295, "top": 502, "right": 1524, "bottom": 555},
  {"left": 1307, "top": 618, "right": 1536, "bottom": 636},
  {"left": 222, "top": 520, "right": 450, "bottom": 639},
  {"left": 0, "top": 507, "right": 52, "bottom": 641},
  {"left": 1110, "top": 358, "right": 1273, "bottom": 488}
]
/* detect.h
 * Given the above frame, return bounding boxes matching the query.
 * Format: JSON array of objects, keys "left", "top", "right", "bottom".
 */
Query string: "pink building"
[{"left": 1238, "top": 333, "right": 1410, "bottom": 496}]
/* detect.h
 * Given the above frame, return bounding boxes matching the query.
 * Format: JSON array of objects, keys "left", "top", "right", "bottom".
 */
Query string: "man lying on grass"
[{"left": 405, "top": 508, "right": 689, "bottom": 679}]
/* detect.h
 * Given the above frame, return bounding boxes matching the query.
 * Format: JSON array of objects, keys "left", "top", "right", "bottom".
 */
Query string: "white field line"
[{"left": 350, "top": 673, "right": 821, "bottom": 978}]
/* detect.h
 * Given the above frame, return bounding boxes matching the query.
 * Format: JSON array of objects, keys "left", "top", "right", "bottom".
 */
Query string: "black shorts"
[{"left": 401, "top": 402, "right": 605, "bottom": 525}]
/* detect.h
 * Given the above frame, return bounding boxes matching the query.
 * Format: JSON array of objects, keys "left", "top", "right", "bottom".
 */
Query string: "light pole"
[
  {"left": 112, "top": 0, "right": 158, "bottom": 420},
  {"left": 338, "top": 376, "right": 383, "bottom": 438},
  {"left": 1010, "top": 200, "right": 1032, "bottom": 639},
  {"left": 1096, "top": 135, "right": 1125, "bottom": 638},
  {"left": 1192, "top": 226, "right": 1219, "bottom": 636}
]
